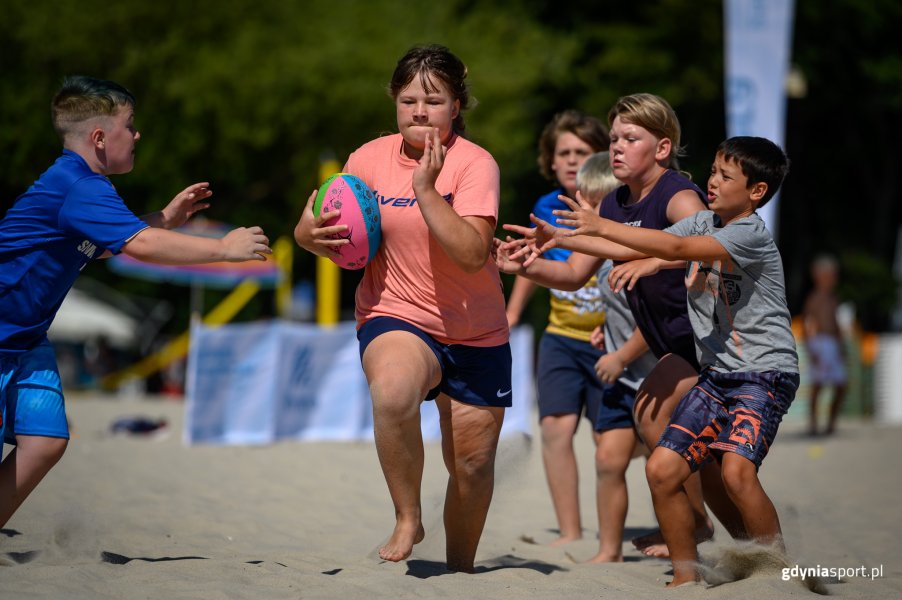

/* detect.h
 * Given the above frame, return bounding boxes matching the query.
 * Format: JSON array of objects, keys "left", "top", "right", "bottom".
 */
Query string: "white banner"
[
  {"left": 184, "top": 321, "right": 535, "bottom": 445},
  {"left": 724, "top": 0, "right": 795, "bottom": 235}
]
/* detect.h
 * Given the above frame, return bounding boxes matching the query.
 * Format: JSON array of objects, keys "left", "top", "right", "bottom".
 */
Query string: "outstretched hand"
[
  {"left": 551, "top": 191, "right": 607, "bottom": 237},
  {"left": 160, "top": 183, "right": 213, "bottom": 230},
  {"left": 499, "top": 211, "right": 564, "bottom": 268},
  {"left": 493, "top": 236, "right": 529, "bottom": 274},
  {"left": 222, "top": 226, "right": 271, "bottom": 262}
]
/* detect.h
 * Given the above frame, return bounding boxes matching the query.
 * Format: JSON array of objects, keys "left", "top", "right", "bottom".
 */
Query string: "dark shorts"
[
  {"left": 657, "top": 369, "right": 800, "bottom": 471},
  {"left": 1, "top": 341, "right": 70, "bottom": 445},
  {"left": 536, "top": 332, "right": 604, "bottom": 422},
  {"left": 357, "top": 316, "right": 512, "bottom": 408},
  {"left": 594, "top": 380, "right": 637, "bottom": 432}
]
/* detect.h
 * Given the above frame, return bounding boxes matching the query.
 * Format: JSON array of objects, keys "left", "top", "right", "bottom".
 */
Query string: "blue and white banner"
[
  {"left": 724, "top": 0, "right": 795, "bottom": 236},
  {"left": 184, "top": 321, "right": 535, "bottom": 445}
]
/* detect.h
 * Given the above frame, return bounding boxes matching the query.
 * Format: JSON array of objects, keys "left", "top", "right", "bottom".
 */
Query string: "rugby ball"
[{"left": 313, "top": 173, "right": 381, "bottom": 270}]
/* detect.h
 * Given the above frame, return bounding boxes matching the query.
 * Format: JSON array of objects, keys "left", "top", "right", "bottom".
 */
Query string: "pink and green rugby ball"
[{"left": 313, "top": 173, "right": 381, "bottom": 270}]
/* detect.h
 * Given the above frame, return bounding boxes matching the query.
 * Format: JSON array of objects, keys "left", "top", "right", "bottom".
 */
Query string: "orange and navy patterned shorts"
[{"left": 657, "top": 369, "right": 799, "bottom": 471}]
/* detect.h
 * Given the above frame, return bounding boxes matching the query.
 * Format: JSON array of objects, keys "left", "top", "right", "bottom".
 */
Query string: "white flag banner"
[
  {"left": 724, "top": 0, "right": 795, "bottom": 236},
  {"left": 184, "top": 321, "right": 534, "bottom": 445}
]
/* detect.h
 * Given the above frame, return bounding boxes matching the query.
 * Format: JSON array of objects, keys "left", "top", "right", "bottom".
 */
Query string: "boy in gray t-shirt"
[{"left": 552, "top": 136, "right": 798, "bottom": 587}]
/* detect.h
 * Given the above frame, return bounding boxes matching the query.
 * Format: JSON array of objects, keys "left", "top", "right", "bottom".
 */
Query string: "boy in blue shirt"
[
  {"left": 553, "top": 136, "right": 798, "bottom": 586},
  {"left": 0, "top": 76, "right": 271, "bottom": 528}
]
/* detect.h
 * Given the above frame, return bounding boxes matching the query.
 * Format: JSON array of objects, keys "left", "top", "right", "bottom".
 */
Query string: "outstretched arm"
[
  {"left": 495, "top": 239, "right": 604, "bottom": 291},
  {"left": 553, "top": 193, "right": 726, "bottom": 262},
  {"left": 501, "top": 212, "right": 645, "bottom": 266},
  {"left": 123, "top": 226, "right": 271, "bottom": 264},
  {"left": 560, "top": 209, "right": 728, "bottom": 264}
]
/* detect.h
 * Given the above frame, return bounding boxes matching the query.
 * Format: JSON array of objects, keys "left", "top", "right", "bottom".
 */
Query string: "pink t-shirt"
[{"left": 345, "top": 133, "right": 508, "bottom": 346}]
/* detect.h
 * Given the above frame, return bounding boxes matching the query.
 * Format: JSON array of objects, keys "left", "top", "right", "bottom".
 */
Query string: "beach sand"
[{"left": 2, "top": 394, "right": 900, "bottom": 598}]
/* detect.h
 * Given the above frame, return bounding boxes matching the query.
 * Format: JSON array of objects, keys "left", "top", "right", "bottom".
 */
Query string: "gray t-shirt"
[
  {"left": 597, "top": 260, "right": 659, "bottom": 390},
  {"left": 666, "top": 211, "right": 799, "bottom": 374}
]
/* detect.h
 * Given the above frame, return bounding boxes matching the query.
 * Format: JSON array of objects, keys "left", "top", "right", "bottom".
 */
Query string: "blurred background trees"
[{"left": 2, "top": 0, "right": 900, "bottom": 333}]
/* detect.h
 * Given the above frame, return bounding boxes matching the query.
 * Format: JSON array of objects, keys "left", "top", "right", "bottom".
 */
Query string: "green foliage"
[
  {"left": 2, "top": 0, "right": 900, "bottom": 333},
  {"left": 838, "top": 251, "right": 898, "bottom": 331}
]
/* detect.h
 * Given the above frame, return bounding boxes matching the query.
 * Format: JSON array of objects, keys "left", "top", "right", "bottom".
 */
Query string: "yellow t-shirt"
[{"left": 546, "top": 274, "right": 606, "bottom": 342}]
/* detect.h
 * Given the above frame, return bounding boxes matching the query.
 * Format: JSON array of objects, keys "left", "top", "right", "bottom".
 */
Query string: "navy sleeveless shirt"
[{"left": 599, "top": 169, "right": 706, "bottom": 369}]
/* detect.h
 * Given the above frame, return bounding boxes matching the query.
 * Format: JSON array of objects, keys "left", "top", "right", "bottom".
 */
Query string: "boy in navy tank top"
[
  {"left": 557, "top": 136, "right": 797, "bottom": 586},
  {"left": 499, "top": 94, "right": 737, "bottom": 559}
]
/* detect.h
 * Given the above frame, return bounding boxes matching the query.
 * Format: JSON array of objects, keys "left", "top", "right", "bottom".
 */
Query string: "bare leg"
[
  {"left": 645, "top": 447, "right": 698, "bottom": 586},
  {"left": 539, "top": 413, "right": 582, "bottom": 545},
  {"left": 720, "top": 453, "right": 784, "bottom": 550},
  {"left": 825, "top": 383, "right": 846, "bottom": 435},
  {"left": 0, "top": 435, "right": 68, "bottom": 527},
  {"left": 808, "top": 384, "right": 822, "bottom": 436},
  {"left": 362, "top": 331, "right": 442, "bottom": 562},
  {"left": 631, "top": 355, "right": 713, "bottom": 557},
  {"left": 698, "top": 460, "right": 748, "bottom": 540},
  {"left": 436, "top": 395, "right": 504, "bottom": 573},
  {"left": 587, "top": 426, "right": 636, "bottom": 563}
]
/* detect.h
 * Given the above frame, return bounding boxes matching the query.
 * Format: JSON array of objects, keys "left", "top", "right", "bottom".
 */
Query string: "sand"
[{"left": 2, "top": 394, "right": 900, "bottom": 599}]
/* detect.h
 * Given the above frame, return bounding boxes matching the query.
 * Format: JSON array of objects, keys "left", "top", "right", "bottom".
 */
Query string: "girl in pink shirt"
[{"left": 295, "top": 45, "right": 509, "bottom": 573}]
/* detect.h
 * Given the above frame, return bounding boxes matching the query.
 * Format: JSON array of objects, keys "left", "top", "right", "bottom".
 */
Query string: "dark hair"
[
  {"left": 389, "top": 44, "right": 471, "bottom": 136},
  {"left": 537, "top": 110, "right": 609, "bottom": 181},
  {"left": 716, "top": 136, "right": 790, "bottom": 207},
  {"left": 51, "top": 76, "right": 136, "bottom": 141}
]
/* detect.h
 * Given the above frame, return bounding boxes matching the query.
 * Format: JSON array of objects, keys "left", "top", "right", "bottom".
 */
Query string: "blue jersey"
[
  {"left": 0, "top": 150, "right": 147, "bottom": 353},
  {"left": 530, "top": 188, "right": 605, "bottom": 341},
  {"left": 600, "top": 170, "right": 706, "bottom": 366},
  {"left": 531, "top": 188, "right": 572, "bottom": 263}
]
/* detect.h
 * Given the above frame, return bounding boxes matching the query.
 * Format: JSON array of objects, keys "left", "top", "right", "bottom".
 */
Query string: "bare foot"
[
  {"left": 379, "top": 520, "right": 425, "bottom": 562},
  {"left": 666, "top": 578, "right": 701, "bottom": 588},
  {"left": 584, "top": 552, "right": 624, "bottom": 564},
  {"left": 548, "top": 533, "right": 581, "bottom": 547},
  {"left": 632, "top": 524, "right": 714, "bottom": 558}
]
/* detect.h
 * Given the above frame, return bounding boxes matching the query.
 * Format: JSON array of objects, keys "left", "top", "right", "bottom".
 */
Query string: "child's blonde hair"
[
  {"left": 608, "top": 93, "right": 684, "bottom": 170},
  {"left": 576, "top": 151, "right": 619, "bottom": 203}
]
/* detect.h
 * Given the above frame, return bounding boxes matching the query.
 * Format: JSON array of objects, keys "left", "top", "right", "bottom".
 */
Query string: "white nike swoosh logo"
[{"left": 496, "top": 389, "right": 511, "bottom": 397}]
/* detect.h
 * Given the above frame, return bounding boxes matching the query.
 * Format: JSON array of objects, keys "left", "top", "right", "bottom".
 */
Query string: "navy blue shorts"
[
  {"left": 1, "top": 341, "right": 70, "bottom": 445},
  {"left": 594, "top": 380, "right": 637, "bottom": 431},
  {"left": 537, "top": 332, "right": 632, "bottom": 430},
  {"left": 357, "top": 316, "right": 513, "bottom": 408},
  {"left": 658, "top": 369, "right": 800, "bottom": 471}
]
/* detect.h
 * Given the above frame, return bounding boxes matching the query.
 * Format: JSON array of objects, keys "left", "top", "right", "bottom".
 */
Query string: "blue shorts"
[
  {"left": 1, "top": 342, "right": 70, "bottom": 445},
  {"left": 536, "top": 332, "right": 605, "bottom": 423},
  {"left": 594, "top": 380, "right": 637, "bottom": 432},
  {"left": 357, "top": 316, "right": 513, "bottom": 408},
  {"left": 658, "top": 369, "right": 799, "bottom": 471}
]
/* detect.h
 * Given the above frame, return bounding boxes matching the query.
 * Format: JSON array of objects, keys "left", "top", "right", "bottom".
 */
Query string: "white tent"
[{"left": 48, "top": 288, "right": 138, "bottom": 349}]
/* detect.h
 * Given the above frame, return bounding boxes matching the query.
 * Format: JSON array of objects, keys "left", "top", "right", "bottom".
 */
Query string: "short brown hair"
[
  {"left": 51, "top": 75, "right": 135, "bottom": 142},
  {"left": 537, "top": 110, "right": 609, "bottom": 182}
]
